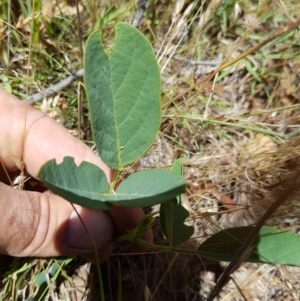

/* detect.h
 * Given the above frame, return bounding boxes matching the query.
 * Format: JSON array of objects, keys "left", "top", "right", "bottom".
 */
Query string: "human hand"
[{"left": 0, "top": 88, "right": 152, "bottom": 261}]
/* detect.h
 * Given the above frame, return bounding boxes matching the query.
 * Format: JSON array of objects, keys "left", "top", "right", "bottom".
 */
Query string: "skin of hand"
[{"left": 0, "top": 88, "right": 152, "bottom": 261}]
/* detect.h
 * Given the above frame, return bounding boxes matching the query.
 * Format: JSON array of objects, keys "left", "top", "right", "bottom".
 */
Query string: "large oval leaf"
[{"left": 84, "top": 23, "right": 161, "bottom": 169}]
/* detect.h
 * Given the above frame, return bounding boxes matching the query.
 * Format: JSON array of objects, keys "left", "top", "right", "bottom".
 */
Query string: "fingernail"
[{"left": 66, "top": 207, "right": 112, "bottom": 250}]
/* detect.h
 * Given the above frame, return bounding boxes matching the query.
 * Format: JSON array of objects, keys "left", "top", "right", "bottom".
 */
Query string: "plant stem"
[
  {"left": 114, "top": 236, "right": 200, "bottom": 256},
  {"left": 71, "top": 205, "right": 105, "bottom": 301},
  {"left": 110, "top": 169, "right": 120, "bottom": 193}
]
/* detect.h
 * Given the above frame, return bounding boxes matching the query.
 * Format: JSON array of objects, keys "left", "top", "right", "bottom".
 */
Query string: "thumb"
[{"left": 0, "top": 182, "right": 113, "bottom": 260}]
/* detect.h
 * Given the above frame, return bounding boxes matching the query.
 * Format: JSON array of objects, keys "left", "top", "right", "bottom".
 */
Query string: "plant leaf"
[
  {"left": 39, "top": 158, "right": 186, "bottom": 209},
  {"left": 160, "top": 202, "right": 194, "bottom": 247},
  {"left": 160, "top": 159, "right": 193, "bottom": 247},
  {"left": 106, "top": 169, "right": 186, "bottom": 207},
  {"left": 84, "top": 23, "right": 161, "bottom": 169},
  {"left": 38, "top": 157, "right": 112, "bottom": 210},
  {"left": 197, "top": 226, "right": 300, "bottom": 266},
  {"left": 170, "top": 158, "right": 184, "bottom": 175}
]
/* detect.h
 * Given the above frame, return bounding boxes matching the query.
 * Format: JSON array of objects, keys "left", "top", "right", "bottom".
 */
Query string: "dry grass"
[{"left": 1, "top": 0, "right": 300, "bottom": 300}]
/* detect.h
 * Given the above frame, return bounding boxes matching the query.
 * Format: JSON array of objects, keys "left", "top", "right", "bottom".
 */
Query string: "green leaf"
[
  {"left": 107, "top": 169, "right": 186, "bottom": 207},
  {"left": 84, "top": 23, "right": 161, "bottom": 169},
  {"left": 38, "top": 157, "right": 112, "bottom": 210},
  {"left": 159, "top": 159, "right": 193, "bottom": 247},
  {"left": 197, "top": 226, "right": 300, "bottom": 266},
  {"left": 170, "top": 158, "right": 184, "bottom": 175},
  {"left": 160, "top": 202, "right": 194, "bottom": 247},
  {"left": 39, "top": 158, "right": 186, "bottom": 209},
  {"left": 197, "top": 226, "right": 255, "bottom": 262}
]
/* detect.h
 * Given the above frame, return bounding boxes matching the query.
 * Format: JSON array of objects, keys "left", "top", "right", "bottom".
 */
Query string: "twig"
[
  {"left": 26, "top": 69, "right": 83, "bottom": 104},
  {"left": 207, "top": 170, "right": 300, "bottom": 301},
  {"left": 132, "top": 0, "right": 147, "bottom": 28}
]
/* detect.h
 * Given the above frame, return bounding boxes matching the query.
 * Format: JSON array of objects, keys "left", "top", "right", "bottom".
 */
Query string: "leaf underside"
[
  {"left": 84, "top": 23, "right": 161, "bottom": 169},
  {"left": 38, "top": 157, "right": 112, "bottom": 210},
  {"left": 38, "top": 157, "right": 186, "bottom": 210},
  {"left": 160, "top": 201, "right": 194, "bottom": 247}
]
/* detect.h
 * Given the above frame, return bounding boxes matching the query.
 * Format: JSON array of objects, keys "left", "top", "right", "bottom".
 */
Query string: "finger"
[
  {"left": 108, "top": 206, "right": 153, "bottom": 253},
  {"left": 0, "top": 182, "right": 113, "bottom": 258},
  {"left": 0, "top": 88, "right": 112, "bottom": 180},
  {"left": 0, "top": 88, "right": 152, "bottom": 255}
]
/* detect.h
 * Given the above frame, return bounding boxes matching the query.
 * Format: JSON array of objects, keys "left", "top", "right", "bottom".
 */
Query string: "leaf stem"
[
  {"left": 110, "top": 169, "right": 120, "bottom": 193},
  {"left": 114, "top": 234, "right": 201, "bottom": 256},
  {"left": 133, "top": 237, "right": 201, "bottom": 255}
]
